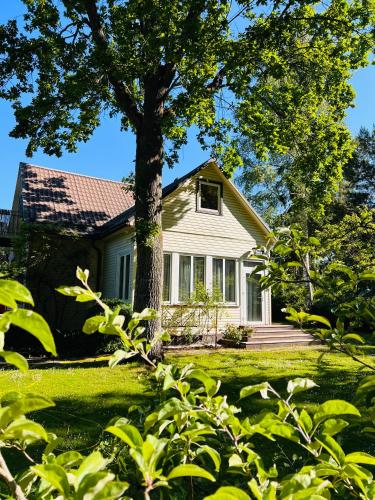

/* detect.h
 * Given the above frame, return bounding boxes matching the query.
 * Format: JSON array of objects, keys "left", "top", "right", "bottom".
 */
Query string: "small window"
[
  {"left": 213, "top": 257, "right": 236, "bottom": 303},
  {"left": 197, "top": 180, "right": 221, "bottom": 214},
  {"left": 117, "top": 253, "right": 131, "bottom": 301},
  {"left": 163, "top": 254, "right": 171, "bottom": 302},
  {"left": 178, "top": 255, "right": 206, "bottom": 301}
]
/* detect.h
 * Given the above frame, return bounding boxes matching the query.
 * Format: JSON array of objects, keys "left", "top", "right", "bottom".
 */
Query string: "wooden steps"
[{"left": 241, "top": 323, "right": 318, "bottom": 350}]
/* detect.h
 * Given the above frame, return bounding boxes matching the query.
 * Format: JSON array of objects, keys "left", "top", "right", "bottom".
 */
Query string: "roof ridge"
[{"left": 20, "top": 162, "right": 128, "bottom": 185}]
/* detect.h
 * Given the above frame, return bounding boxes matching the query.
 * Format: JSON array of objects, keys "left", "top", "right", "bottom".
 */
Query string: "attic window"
[{"left": 197, "top": 180, "right": 222, "bottom": 214}]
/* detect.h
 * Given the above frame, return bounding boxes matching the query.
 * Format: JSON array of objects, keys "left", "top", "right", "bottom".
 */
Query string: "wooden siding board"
[{"left": 102, "top": 162, "right": 272, "bottom": 324}]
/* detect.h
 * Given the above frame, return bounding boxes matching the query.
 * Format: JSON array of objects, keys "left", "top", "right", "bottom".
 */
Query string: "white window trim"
[
  {"left": 165, "top": 252, "right": 239, "bottom": 307},
  {"left": 240, "top": 259, "right": 266, "bottom": 324},
  {"left": 177, "top": 253, "right": 207, "bottom": 303},
  {"left": 212, "top": 256, "right": 238, "bottom": 306},
  {"left": 197, "top": 179, "right": 222, "bottom": 215},
  {"left": 115, "top": 250, "right": 132, "bottom": 302},
  {"left": 162, "top": 252, "right": 172, "bottom": 304}
]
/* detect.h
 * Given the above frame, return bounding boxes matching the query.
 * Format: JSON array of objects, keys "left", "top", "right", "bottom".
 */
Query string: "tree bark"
[{"left": 133, "top": 76, "right": 165, "bottom": 360}]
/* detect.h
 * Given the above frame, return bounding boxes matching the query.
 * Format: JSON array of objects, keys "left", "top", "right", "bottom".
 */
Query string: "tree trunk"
[{"left": 133, "top": 77, "right": 164, "bottom": 360}]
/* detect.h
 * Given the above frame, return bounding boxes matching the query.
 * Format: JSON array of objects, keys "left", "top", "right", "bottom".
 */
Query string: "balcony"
[{"left": 0, "top": 210, "right": 21, "bottom": 246}]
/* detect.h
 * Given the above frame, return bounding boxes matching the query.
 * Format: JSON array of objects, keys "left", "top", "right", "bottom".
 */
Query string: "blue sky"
[{"left": 0, "top": 3, "right": 374, "bottom": 209}]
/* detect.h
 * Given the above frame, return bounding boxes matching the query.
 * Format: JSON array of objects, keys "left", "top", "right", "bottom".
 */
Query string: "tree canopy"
[
  {"left": 0, "top": 0, "right": 372, "bottom": 173},
  {"left": 0, "top": 0, "right": 373, "bottom": 343}
]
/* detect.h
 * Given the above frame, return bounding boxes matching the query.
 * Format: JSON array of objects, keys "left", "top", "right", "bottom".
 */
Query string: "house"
[{"left": 7, "top": 159, "right": 272, "bottom": 335}]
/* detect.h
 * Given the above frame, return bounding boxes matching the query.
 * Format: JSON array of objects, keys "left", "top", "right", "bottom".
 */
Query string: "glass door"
[
  {"left": 246, "top": 272, "right": 262, "bottom": 322},
  {"left": 242, "top": 261, "right": 264, "bottom": 323}
]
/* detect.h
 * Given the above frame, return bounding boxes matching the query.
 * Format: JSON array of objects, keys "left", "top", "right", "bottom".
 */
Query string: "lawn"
[{"left": 0, "top": 348, "right": 374, "bottom": 456}]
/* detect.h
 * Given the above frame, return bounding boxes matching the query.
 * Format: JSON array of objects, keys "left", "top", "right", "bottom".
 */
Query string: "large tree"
[{"left": 0, "top": 0, "right": 373, "bottom": 347}]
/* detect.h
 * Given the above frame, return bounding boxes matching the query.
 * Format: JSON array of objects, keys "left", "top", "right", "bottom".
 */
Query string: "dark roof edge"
[{"left": 97, "top": 159, "right": 216, "bottom": 238}]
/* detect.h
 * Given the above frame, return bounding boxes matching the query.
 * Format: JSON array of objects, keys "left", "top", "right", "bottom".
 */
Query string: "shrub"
[{"left": 222, "top": 323, "right": 244, "bottom": 345}]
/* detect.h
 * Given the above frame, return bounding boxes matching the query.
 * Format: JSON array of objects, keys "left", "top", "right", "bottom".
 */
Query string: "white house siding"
[
  {"left": 101, "top": 162, "right": 272, "bottom": 326},
  {"left": 162, "top": 163, "right": 272, "bottom": 326},
  {"left": 102, "top": 230, "right": 135, "bottom": 300}
]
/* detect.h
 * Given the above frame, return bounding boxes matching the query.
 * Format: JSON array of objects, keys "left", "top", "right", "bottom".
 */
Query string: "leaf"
[
  {"left": 189, "top": 369, "right": 218, "bottom": 396},
  {"left": 321, "top": 418, "right": 349, "bottom": 436},
  {"left": 0, "top": 279, "right": 34, "bottom": 306},
  {"left": 287, "top": 378, "right": 318, "bottom": 395},
  {"left": 0, "top": 351, "right": 28, "bottom": 372},
  {"left": 2, "top": 419, "right": 49, "bottom": 443},
  {"left": 75, "top": 451, "right": 108, "bottom": 487},
  {"left": 306, "top": 315, "right": 332, "bottom": 328},
  {"left": 198, "top": 445, "right": 221, "bottom": 472},
  {"left": 91, "top": 480, "right": 129, "bottom": 500},
  {"left": 342, "top": 333, "right": 365, "bottom": 344},
  {"left": 204, "top": 486, "right": 250, "bottom": 499},
  {"left": 76, "top": 267, "right": 90, "bottom": 283},
  {"left": 0, "top": 289, "right": 17, "bottom": 309},
  {"left": 316, "top": 435, "right": 345, "bottom": 466},
  {"left": 307, "top": 237, "right": 321, "bottom": 246},
  {"left": 240, "top": 382, "right": 270, "bottom": 400},
  {"left": 0, "top": 393, "right": 54, "bottom": 429},
  {"left": 108, "top": 350, "right": 136, "bottom": 368},
  {"left": 299, "top": 409, "right": 313, "bottom": 434},
  {"left": 314, "top": 400, "right": 361, "bottom": 425},
  {"left": 5, "top": 309, "right": 57, "bottom": 356},
  {"left": 55, "top": 285, "right": 88, "bottom": 297},
  {"left": 358, "top": 272, "right": 375, "bottom": 281},
  {"left": 55, "top": 451, "right": 83, "bottom": 468},
  {"left": 105, "top": 424, "right": 143, "bottom": 448},
  {"left": 31, "top": 464, "right": 70, "bottom": 497},
  {"left": 82, "top": 315, "right": 105, "bottom": 334},
  {"left": 345, "top": 452, "right": 375, "bottom": 465},
  {"left": 167, "top": 464, "right": 215, "bottom": 481}
]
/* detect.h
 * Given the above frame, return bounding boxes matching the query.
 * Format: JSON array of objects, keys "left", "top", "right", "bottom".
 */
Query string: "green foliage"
[
  {"left": 0, "top": 274, "right": 57, "bottom": 370},
  {"left": 256, "top": 224, "right": 375, "bottom": 330},
  {"left": 0, "top": 1, "right": 372, "bottom": 175},
  {"left": 222, "top": 323, "right": 244, "bottom": 346},
  {"left": 2, "top": 269, "right": 375, "bottom": 499}
]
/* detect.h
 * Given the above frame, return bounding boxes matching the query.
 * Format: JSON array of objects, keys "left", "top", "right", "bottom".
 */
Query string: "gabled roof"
[
  {"left": 18, "top": 163, "right": 134, "bottom": 235},
  {"left": 16, "top": 159, "right": 270, "bottom": 238}
]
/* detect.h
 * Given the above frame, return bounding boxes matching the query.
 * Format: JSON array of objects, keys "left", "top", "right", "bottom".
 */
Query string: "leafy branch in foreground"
[
  {"left": 1, "top": 268, "right": 375, "bottom": 498},
  {"left": 56, "top": 267, "right": 170, "bottom": 369}
]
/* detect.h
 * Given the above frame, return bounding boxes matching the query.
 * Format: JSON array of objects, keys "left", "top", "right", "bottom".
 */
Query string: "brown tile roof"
[{"left": 20, "top": 163, "right": 134, "bottom": 235}]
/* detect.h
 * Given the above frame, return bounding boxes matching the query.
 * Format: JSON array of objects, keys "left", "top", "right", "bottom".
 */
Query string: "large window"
[
  {"left": 117, "top": 253, "right": 131, "bottom": 301},
  {"left": 213, "top": 258, "right": 236, "bottom": 303},
  {"left": 197, "top": 180, "right": 221, "bottom": 214},
  {"left": 163, "top": 253, "right": 171, "bottom": 302},
  {"left": 179, "top": 255, "right": 206, "bottom": 301}
]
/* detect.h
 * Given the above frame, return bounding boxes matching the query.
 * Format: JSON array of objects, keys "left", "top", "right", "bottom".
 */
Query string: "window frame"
[
  {"left": 116, "top": 251, "right": 131, "bottom": 302},
  {"left": 212, "top": 256, "right": 237, "bottom": 305},
  {"left": 196, "top": 179, "right": 223, "bottom": 215},
  {"left": 162, "top": 252, "right": 172, "bottom": 304},
  {"left": 177, "top": 254, "right": 207, "bottom": 303}
]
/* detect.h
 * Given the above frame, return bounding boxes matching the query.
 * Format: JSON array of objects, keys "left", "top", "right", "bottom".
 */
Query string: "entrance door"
[{"left": 242, "top": 262, "right": 264, "bottom": 323}]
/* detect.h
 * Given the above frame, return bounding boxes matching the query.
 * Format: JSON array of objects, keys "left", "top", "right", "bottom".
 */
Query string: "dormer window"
[{"left": 197, "top": 180, "right": 222, "bottom": 215}]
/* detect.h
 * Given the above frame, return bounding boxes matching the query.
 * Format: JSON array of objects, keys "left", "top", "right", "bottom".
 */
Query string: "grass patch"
[{"left": 0, "top": 348, "right": 374, "bottom": 455}]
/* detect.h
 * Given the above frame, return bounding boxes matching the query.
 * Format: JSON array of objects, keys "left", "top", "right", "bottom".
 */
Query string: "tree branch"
[
  {"left": 0, "top": 452, "right": 26, "bottom": 500},
  {"left": 83, "top": 0, "right": 143, "bottom": 130}
]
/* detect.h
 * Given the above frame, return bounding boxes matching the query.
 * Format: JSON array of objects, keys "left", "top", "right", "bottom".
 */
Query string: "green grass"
[{"left": 0, "top": 348, "right": 374, "bottom": 454}]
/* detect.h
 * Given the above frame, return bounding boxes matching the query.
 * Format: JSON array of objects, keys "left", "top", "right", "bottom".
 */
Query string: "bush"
[{"left": 222, "top": 323, "right": 244, "bottom": 345}]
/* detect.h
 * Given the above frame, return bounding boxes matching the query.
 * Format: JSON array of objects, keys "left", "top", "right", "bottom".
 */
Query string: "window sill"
[{"left": 196, "top": 209, "right": 222, "bottom": 216}]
